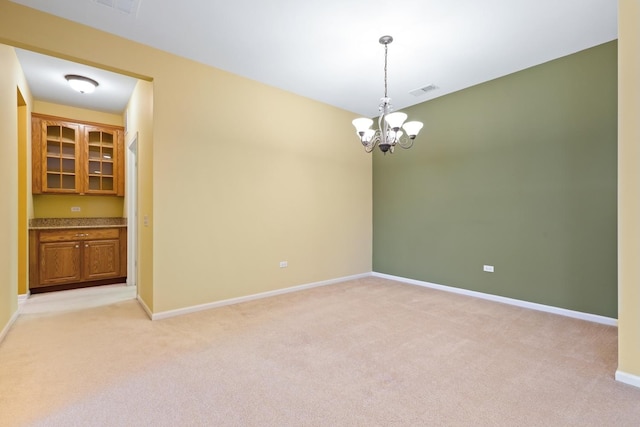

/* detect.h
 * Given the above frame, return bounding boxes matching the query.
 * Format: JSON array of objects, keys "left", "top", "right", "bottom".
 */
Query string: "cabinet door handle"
[
  {"left": 75, "top": 245, "right": 79, "bottom": 248},
  {"left": 75, "top": 233, "right": 86, "bottom": 237},
  {"left": 85, "top": 244, "right": 89, "bottom": 248}
]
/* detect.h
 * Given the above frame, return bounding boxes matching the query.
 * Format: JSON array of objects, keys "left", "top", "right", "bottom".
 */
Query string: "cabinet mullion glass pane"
[
  {"left": 47, "top": 141, "right": 60, "bottom": 156},
  {"left": 62, "top": 174, "right": 75, "bottom": 189},
  {"left": 102, "top": 162, "right": 113, "bottom": 175},
  {"left": 89, "top": 175, "right": 101, "bottom": 190},
  {"left": 62, "top": 127, "right": 75, "bottom": 143},
  {"left": 46, "top": 157, "right": 59, "bottom": 173},
  {"left": 88, "top": 145, "right": 100, "bottom": 160},
  {"left": 47, "top": 173, "right": 60, "bottom": 189},
  {"left": 102, "top": 177, "right": 114, "bottom": 190}
]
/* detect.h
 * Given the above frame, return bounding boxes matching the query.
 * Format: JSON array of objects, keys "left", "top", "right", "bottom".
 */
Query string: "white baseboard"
[
  {"left": 18, "top": 292, "right": 30, "bottom": 306},
  {"left": 616, "top": 370, "right": 640, "bottom": 389},
  {"left": 372, "top": 272, "right": 618, "bottom": 326},
  {"left": 139, "top": 271, "right": 617, "bottom": 326},
  {"left": 136, "top": 295, "right": 153, "bottom": 320},
  {"left": 0, "top": 308, "right": 20, "bottom": 345},
  {"left": 151, "top": 273, "right": 371, "bottom": 321}
]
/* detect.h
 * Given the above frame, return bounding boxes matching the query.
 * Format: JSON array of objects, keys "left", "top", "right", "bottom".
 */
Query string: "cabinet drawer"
[{"left": 39, "top": 228, "right": 121, "bottom": 242}]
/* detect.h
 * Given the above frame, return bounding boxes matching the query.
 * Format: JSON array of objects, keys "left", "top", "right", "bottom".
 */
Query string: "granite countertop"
[{"left": 29, "top": 217, "right": 127, "bottom": 230}]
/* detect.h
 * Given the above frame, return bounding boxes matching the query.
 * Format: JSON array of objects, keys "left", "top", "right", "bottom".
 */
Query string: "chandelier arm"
[
  {"left": 397, "top": 136, "right": 415, "bottom": 149},
  {"left": 361, "top": 131, "right": 379, "bottom": 152}
]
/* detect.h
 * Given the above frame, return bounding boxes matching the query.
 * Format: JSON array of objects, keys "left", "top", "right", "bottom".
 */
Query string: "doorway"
[{"left": 14, "top": 47, "right": 140, "bottom": 302}]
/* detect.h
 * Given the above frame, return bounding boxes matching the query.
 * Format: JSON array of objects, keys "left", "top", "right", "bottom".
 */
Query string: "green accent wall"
[{"left": 373, "top": 41, "right": 618, "bottom": 317}]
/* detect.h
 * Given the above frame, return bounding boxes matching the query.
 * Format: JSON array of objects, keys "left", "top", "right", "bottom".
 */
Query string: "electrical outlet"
[
  {"left": 483, "top": 265, "right": 495, "bottom": 273},
  {"left": 279, "top": 261, "right": 288, "bottom": 268},
  {"left": 71, "top": 206, "right": 81, "bottom": 212}
]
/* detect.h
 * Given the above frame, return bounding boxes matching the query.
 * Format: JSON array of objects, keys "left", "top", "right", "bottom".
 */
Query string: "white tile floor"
[{"left": 20, "top": 284, "right": 136, "bottom": 315}]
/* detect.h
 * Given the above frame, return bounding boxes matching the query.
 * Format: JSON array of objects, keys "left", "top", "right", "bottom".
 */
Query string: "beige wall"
[
  {"left": 0, "top": 43, "right": 31, "bottom": 333},
  {"left": 126, "top": 80, "right": 154, "bottom": 310},
  {"left": 0, "top": 0, "right": 372, "bottom": 316},
  {"left": 150, "top": 61, "right": 371, "bottom": 311},
  {"left": 617, "top": 0, "right": 640, "bottom": 382}
]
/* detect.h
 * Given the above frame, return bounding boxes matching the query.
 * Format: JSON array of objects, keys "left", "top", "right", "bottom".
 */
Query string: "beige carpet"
[{"left": 1, "top": 277, "right": 639, "bottom": 426}]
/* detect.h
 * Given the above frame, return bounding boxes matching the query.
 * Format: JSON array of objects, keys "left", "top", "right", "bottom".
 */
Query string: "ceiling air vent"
[
  {"left": 94, "top": 0, "right": 141, "bottom": 16},
  {"left": 409, "top": 84, "right": 438, "bottom": 97}
]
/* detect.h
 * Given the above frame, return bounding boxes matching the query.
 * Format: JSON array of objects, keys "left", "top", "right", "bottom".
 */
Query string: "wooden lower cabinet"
[
  {"left": 83, "top": 239, "right": 121, "bottom": 281},
  {"left": 39, "top": 241, "right": 82, "bottom": 285},
  {"left": 30, "top": 227, "right": 126, "bottom": 291}
]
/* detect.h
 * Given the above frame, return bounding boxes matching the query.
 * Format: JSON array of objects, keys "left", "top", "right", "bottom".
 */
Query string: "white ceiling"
[
  {"left": 15, "top": 48, "right": 138, "bottom": 114},
  {"left": 11, "top": 0, "right": 617, "bottom": 117}
]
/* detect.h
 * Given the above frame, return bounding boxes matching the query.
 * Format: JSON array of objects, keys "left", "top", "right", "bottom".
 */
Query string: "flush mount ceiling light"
[
  {"left": 352, "top": 36, "right": 423, "bottom": 154},
  {"left": 65, "top": 74, "right": 99, "bottom": 94}
]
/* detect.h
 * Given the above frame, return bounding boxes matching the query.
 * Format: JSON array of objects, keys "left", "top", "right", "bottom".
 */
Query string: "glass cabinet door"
[
  {"left": 42, "top": 121, "right": 80, "bottom": 193},
  {"left": 85, "top": 127, "right": 117, "bottom": 194}
]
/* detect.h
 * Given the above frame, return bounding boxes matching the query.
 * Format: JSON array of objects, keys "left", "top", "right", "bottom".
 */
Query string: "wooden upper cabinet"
[{"left": 32, "top": 114, "right": 125, "bottom": 196}]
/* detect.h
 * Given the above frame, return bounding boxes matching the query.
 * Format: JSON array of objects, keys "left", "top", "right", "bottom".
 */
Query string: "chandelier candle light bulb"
[{"left": 352, "top": 35, "right": 424, "bottom": 154}]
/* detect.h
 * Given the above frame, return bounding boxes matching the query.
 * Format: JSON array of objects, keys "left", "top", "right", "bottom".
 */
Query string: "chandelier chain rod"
[{"left": 383, "top": 42, "right": 388, "bottom": 99}]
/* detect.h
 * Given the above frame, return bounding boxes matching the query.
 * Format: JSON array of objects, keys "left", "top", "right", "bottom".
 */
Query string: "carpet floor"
[{"left": 1, "top": 277, "right": 639, "bottom": 426}]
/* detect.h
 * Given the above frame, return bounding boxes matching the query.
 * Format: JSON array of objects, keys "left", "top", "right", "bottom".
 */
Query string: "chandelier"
[{"left": 352, "top": 35, "right": 423, "bottom": 154}]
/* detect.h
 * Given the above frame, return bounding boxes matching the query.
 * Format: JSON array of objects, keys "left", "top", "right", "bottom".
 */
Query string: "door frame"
[{"left": 126, "top": 132, "right": 138, "bottom": 287}]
